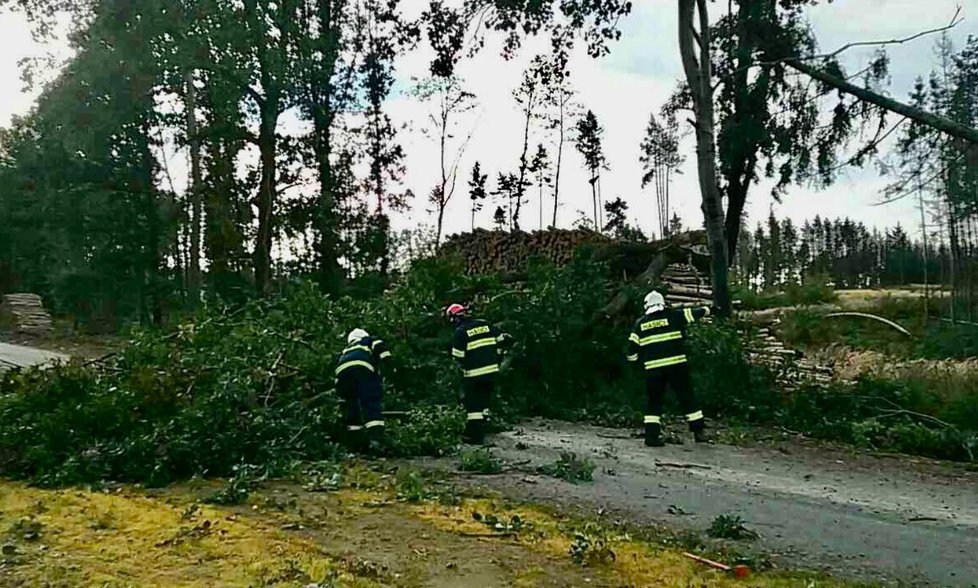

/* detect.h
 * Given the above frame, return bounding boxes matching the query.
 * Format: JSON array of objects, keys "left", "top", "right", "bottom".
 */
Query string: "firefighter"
[
  {"left": 627, "top": 290, "right": 714, "bottom": 446},
  {"left": 335, "top": 328, "right": 391, "bottom": 453},
  {"left": 446, "top": 303, "right": 509, "bottom": 445}
]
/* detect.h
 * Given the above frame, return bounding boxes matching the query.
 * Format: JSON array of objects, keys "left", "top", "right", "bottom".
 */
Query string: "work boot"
[
  {"left": 693, "top": 429, "right": 714, "bottom": 444},
  {"left": 364, "top": 427, "right": 386, "bottom": 456},
  {"left": 644, "top": 435, "right": 666, "bottom": 447},
  {"left": 463, "top": 418, "right": 486, "bottom": 446}
]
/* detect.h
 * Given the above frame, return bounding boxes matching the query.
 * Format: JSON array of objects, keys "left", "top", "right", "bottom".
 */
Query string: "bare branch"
[
  {"left": 722, "top": 7, "right": 963, "bottom": 80},
  {"left": 819, "top": 6, "right": 962, "bottom": 62}
]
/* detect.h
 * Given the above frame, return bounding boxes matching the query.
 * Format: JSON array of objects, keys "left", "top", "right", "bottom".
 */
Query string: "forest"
[
  {"left": 1, "top": 1, "right": 978, "bottom": 586},
  {"left": 0, "top": 1, "right": 973, "bottom": 328}
]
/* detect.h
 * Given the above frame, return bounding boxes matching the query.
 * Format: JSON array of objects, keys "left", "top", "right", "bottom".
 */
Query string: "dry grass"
[{"left": 0, "top": 475, "right": 863, "bottom": 588}]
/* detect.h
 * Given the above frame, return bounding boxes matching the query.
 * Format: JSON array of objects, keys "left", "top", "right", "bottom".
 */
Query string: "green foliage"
[
  {"left": 385, "top": 406, "right": 464, "bottom": 458},
  {"left": 205, "top": 464, "right": 264, "bottom": 506},
  {"left": 538, "top": 452, "right": 595, "bottom": 484},
  {"left": 471, "top": 512, "right": 528, "bottom": 535},
  {"left": 707, "top": 514, "right": 759, "bottom": 541},
  {"left": 458, "top": 449, "right": 502, "bottom": 474},
  {"left": 779, "top": 297, "right": 978, "bottom": 361},
  {"left": 569, "top": 523, "right": 617, "bottom": 566},
  {"left": 2, "top": 254, "right": 976, "bottom": 492}
]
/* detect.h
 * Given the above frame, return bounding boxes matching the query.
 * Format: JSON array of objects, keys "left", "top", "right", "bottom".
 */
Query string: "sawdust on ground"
[{"left": 0, "top": 471, "right": 859, "bottom": 587}]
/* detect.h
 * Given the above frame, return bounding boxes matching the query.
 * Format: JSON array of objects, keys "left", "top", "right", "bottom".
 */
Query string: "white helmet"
[
  {"left": 347, "top": 328, "right": 369, "bottom": 344},
  {"left": 644, "top": 290, "right": 665, "bottom": 313}
]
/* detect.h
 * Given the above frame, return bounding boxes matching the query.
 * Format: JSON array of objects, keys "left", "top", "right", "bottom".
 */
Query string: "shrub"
[
  {"left": 458, "top": 449, "right": 502, "bottom": 474},
  {"left": 569, "top": 523, "right": 617, "bottom": 566},
  {"left": 538, "top": 452, "right": 595, "bottom": 483},
  {"left": 707, "top": 514, "right": 758, "bottom": 541}
]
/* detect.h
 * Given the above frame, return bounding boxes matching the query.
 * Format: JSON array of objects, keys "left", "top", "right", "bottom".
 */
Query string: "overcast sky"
[{"left": 1, "top": 0, "right": 975, "bottom": 242}]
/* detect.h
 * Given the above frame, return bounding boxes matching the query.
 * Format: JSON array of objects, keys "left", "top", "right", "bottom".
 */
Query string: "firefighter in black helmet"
[{"left": 627, "top": 290, "right": 713, "bottom": 447}]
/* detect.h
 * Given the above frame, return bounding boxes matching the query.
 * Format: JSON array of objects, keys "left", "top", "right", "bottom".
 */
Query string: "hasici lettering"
[{"left": 640, "top": 319, "right": 670, "bottom": 331}]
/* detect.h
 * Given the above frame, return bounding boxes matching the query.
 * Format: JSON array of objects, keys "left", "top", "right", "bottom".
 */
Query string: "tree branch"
[
  {"left": 787, "top": 58, "right": 978, "bottom": 145},
  {"left": 722, "top": 7, "right": 962, "bottom": 81},
  {"left": 818, "top": 6, "right": 962, "bottom": 62}
]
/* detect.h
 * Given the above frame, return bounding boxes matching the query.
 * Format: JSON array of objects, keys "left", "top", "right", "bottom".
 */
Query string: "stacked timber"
[
  {"left": 660, "top": 263, "right": 712, "bottom": 308},
  {"left": 1, "top": 293, "right": 54, "bottom": 336},
  {"left": 440, "top": 228, "right": 611, "bottom": 275},
  {"left": 744, "top": 322, "right": 840, "bottom": 390}
]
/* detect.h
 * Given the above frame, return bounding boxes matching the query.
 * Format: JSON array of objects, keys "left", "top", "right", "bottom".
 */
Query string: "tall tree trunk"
[
  {"left": 918, "top": 179, "right": 929, "bottom": 321},
  {"left": 948, "top": 199, "right": 959, "bottom": 323},
  {"left": 679, "top": 0, "right": 731, "bottom": 315},
  {"left": 436, "top": 107, "right": 449, "bottom": 247},
  {"left": 552, "top": 97, "right": 564, "bottom": 228},
  {"left": 590, "top": 177, "right": 598, "bottom": 229},
  {"left": 515, "top": 104, "right": 533, "bottom": 231},
  {"left": 538, "top": 173, "right": 543, "bottom": 230},
  {"left": 184, "top": 70, "right": 203, "bottom": 304},
  {"left": 314, "top": 117, "right": 342, "bottom": 294},
  {"left": 254, "top": 98, "right": 278, "bottom": 297}
]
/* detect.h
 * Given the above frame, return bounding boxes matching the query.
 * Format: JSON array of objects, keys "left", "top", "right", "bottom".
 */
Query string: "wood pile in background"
[
  {"left": 660, "top": 264, "right": 712, "bottom": 308},
  {"left": 1, "top": 293, "right": 54, "bottom": 336},
  {"left": 744, "top": 321, "right": 844, "bottom": 391},
  {"left": 440, "top": 228, "right": 611, "bottom": 275}
]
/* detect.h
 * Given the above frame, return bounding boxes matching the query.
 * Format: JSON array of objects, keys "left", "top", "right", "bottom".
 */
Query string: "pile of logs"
[
  {"left": 1, "top": 293, "right": 54, "bottom": 336},
  {"left": 439, "top": 228, "right": 611, "bottom": 275},
  {"left": 660, "top": 264, "right": 712, "bottom": 308},
  {"left": 744, "top": 321, "right": 840, "bottom": 390}
]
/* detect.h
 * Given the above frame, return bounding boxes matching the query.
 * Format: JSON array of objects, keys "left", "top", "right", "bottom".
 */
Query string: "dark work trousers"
[
  {"left": 462, "top": 376, "right": 495, "bottom": 444},
  {"left": 644, "top": 363, "right": 705, "bottom": 440},
  {"left": 337, "top": 367, "right": 385, "bottom": 447}
]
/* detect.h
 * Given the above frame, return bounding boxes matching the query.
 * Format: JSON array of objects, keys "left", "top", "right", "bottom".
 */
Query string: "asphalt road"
[{"left": 423, "top": 420, "right": 978, "bottom": 587}]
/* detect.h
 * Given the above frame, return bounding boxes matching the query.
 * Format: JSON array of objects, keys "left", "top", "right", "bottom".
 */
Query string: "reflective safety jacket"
[
  {"left": 335, "top": 335, "right": 391, "bottom": 381},
  {"left": 626, "top": 307, "right": 711, "bottom": 371},
  {"left": 451, "top": 317, "right": 507, "bottom": 379}
]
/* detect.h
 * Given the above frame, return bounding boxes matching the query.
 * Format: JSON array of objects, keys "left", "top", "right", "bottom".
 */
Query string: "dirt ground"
[
  {"left": 0, "top": 463, "right": 861, "bottom": 588},
  {"left": 411, "top": 420, "right": 978, "bottom": 587}
]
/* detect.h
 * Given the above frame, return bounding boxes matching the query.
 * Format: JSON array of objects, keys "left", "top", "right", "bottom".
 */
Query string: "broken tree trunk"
[{"left": 786, "top": 59, "right": 978, "bottom": 145}]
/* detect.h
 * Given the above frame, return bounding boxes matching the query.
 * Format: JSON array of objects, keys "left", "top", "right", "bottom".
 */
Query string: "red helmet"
[{"left": 445, "top": 303, "right": 466, "bottom": 319}]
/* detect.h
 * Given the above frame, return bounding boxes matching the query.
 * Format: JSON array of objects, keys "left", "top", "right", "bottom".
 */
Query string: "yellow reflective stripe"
[
  {"left": 464, "top": 364, "right": 499, "bottom": 378},
  {"left": 643, "top": 415, "right": 662, "bottom": 424},
  {"left": 703, "top": 306, "right": 711, "bottom": 317},
  {"left": 343, "top": 345, "right": 371, "bottom": 354},
  {"left": 626, "top": 354, "right": 639, "bottom": 362},
  {"left": 466, "top": 412, "right": 485, "bottom": 421},
  {"left": 638, "top": 331, "right": 682, "bottom": 346},
  {"left": 346, "top": 425, "right": 363, "bottom": 431},
  {"left": 378, "top": 351, "right": 392, "bottom": 360},
  {"left": 686, "top": 411, "right": 704, "bottom": 422},
  {"left": 452, "top": 348, "right": 465, "bottom": 358},
  {"left": 371, "top": 339, "right": 385, "bottom": 350},
  {"left": 628, "top": 333, "right": 640, "bottom": 344},
  {"left": 364, "top": 420, "right": 385, "bottom": 428},
  {"left": 467, "top": 337, "right": 497, "bottom": 351},
  {"left": 336, "top": 360, "right": 375, "bottom": 375},
  {"left": 644, "top": 355, "right": 687, "bottom": 370},
  {"left": 684, "top": 308, "right": 694, "bottom": 323}
]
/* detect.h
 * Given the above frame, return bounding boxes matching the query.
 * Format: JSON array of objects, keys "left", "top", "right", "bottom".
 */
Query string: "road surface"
[
  {"left": 419, "top": 419, "right": 978, "bottom": 587},
  {"left": 0, "top": 341, "right": 68, "bottom": 371}
]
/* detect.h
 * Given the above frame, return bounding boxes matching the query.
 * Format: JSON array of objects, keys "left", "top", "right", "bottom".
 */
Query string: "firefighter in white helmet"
[{"left": 626, "top": 290, "right": 714, "bottom": 446}]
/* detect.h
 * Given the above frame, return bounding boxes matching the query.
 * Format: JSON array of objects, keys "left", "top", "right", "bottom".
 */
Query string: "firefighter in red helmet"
[{"left": 446, "top": 303, "right": 510, "bottom": 445}]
